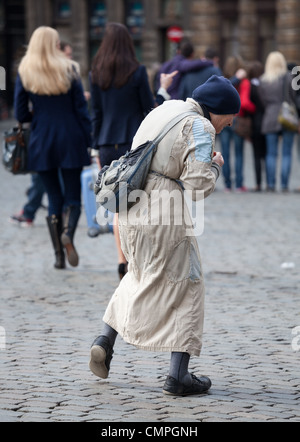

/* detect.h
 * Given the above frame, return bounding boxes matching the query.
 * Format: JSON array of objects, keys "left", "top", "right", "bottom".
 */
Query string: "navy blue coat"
[
  {"left": 14, "top": 74, "right": 92, "bottom": 172},
  {"left": 90, "top": 65, "right": 155, "bottom": 148}
]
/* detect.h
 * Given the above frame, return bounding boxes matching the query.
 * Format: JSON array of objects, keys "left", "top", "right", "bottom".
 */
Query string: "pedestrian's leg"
[
  {"left": 252, "top": 136, "right": 261, "bottom": 190},
  {"left": 220, "top": 127, "right": 232, "bottom": 190},
  {"left": 89, "top": 323, "right": 118, "bottom": 379},
  {"left": 265, "top": 133, "right": 278, "bottom": 190},
  {"left": 163, "top": 352, "right": 212, "bottom": 396},
  {"left": 23, "top": 173, "right": 46, "bottom": 220},
  {"left": 38, "top": 169, "right": 65, "bottom": 269},
  {"left": 60, "top": 168, "right": 82, "bottom": 267},
  {"left": 281, "top": 130, "right": 294, "bottom": 191},
  {"left": 10, "top": 173, "right": 46, "bottom": 226},
  {"left": 234, "top": 133, "right": 244, "bottom": 189},
  {"left": 113, "top": 214, "right": 128, "bottom": 279},
  {"left": 169, "top": 352, "right": 192, "bottom": 386}
]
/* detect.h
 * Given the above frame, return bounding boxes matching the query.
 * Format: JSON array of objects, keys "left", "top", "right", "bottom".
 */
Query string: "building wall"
[
  {"left": 23, "top": 0, "right": 300, "bottom": 71},
  {"left": 276, "top": 0, "right": 300, "bottom": 64},
  {"left": 2, "top": 0, "right": 300, "bottom": 110}
]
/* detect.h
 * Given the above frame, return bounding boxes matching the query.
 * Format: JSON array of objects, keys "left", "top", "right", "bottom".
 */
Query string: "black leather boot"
[
  {"left": 46, "top": 215, "right": 65, "bottom": 269},
  {"left": 89, "top": 335, "right": 114, "bottom": 379},
  {"left": 61, "top": 205, "right": 81, "bottom": 267}
]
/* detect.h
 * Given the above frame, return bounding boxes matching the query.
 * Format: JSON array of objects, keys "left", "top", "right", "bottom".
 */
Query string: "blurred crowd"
[{"left": 153, "top": 39, "right": 300, "bottom": 194}]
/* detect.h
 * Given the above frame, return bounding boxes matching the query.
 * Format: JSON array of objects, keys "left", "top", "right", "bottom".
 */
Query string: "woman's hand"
[
  {"left": 213, "top": 151, "right": 224, "bottom": 167},
  {"left": 160, "top": 70, "right": 178, "bottom": 90}
]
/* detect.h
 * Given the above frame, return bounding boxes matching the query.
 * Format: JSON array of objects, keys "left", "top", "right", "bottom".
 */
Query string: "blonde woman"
[
  {"left": 259, "top": 51, "right": 298, "bottom": 191},
  {"left": 14, "top": 26, "right": 91, "bottom": 268}
]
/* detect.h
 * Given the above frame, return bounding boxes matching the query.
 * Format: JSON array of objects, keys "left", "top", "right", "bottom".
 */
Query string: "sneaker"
[
  {"left": 9, "top": 212, "right": 33, "bottom": 227},
  {"left": 235, "top": 186, "right": 248, "bottom": 193},
  {"left": 87, "top": 224, "right": 112, "bottom": 238},
  {"left": 163, "top": 374, "right": 212, "bottom": 396},
  {"left": 89, "top": 335, "right": 114, "bottom": 379}
]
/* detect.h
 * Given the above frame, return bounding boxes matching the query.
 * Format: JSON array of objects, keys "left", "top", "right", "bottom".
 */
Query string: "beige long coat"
[{"left": 102, "top": 98, "right": 218, "bottom": 356}]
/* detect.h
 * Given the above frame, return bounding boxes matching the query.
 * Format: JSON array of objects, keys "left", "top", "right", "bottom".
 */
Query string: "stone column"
[
  {"left": 237, "top": 0, "right": 257, "bottom": 62},
  {"left": 25, "top": 0, "right": 52, "bottom": 40},
  {"left": 276, "top": 0, "right": 300, "bottom": 63},
  {"left": 70, "top": 0, "right": 89, "bottom": 83},
  {"left": 142, "top": 0, "right": 160, "bottom": 67},
  {"left": 189, "top": 0, "right": 220, "bottom": 58}
]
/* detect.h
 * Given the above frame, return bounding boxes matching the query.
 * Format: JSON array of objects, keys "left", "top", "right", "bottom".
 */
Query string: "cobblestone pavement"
[{"left": 0, "top": 119, "right": 300, "bottom": 422}]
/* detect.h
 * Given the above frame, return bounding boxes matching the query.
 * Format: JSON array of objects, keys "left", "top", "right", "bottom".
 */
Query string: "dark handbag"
[
  {"left": 233, "top": 115, "right": 252, "bottom": 140},
  {"left": 94, "top": 111, "right": 197, "bottom": 213},
  {"left": 2, "top": 123, "right": 30, "bottom": 174}
]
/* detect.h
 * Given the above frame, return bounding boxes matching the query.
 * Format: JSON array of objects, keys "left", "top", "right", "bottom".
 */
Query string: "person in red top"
[
  {"left": 220, "top": 56, "right": 256, "bottom": 192},
  {"left": 239, "top": 78, "right": 256, "bottom": 116}
]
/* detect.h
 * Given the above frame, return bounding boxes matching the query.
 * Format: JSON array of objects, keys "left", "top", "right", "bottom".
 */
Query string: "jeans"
[
  {"left": 265, "top": 131, "right": 295, "bottom": 190},
  {"left": 38, "top": 168, "right": 82, "bottom": 216},
  {"left": 219, "top": 126, "right": 245, "bottom": 189},
  {"left": 23, "top": 173, "right": 46, "bottom": 220},
  {"left": 252, "top": 134, "right": 266, "bottom": 189}
]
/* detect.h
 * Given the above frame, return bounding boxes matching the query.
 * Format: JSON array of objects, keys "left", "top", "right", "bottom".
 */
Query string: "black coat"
[
  {"left": 90, "top": 65, "right": 155, "bottom": 149},
  {"left": 14, "top": 74, "right": 91, "bottom": 172}
]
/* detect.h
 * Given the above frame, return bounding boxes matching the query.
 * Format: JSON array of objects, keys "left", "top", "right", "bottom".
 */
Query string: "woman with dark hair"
[{"left": 90, "top": 22, "right": 175, "bottom": 278}]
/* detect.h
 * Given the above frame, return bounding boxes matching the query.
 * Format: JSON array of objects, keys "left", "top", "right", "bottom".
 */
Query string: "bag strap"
[{"left": 152, "top": 111, "right": 199, "bottom": 145}]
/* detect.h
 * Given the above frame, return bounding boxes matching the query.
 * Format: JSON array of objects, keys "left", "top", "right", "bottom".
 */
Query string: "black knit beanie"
[{"left": 192, "top": 75, "right": 241, "bottom": 115}]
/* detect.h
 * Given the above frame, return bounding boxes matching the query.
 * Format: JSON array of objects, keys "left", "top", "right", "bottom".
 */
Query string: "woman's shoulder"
[{"left": 132, "top": 64, "right": 147, "bottom": 79}]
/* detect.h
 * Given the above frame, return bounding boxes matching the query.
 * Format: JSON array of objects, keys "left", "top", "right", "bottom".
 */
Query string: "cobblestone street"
[{"left": 1, "top": 119, "right": 300, "bottom": 422}]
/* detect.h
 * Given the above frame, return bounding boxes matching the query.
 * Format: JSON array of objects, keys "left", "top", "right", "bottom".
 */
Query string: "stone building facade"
[{"left": 1, "top": 0, "right": 300, "bottom": 109}]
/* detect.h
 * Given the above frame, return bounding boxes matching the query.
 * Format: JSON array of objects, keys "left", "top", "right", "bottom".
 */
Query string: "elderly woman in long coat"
[{"left": 89, "top": 76, "right": 241, "bottom": 396}]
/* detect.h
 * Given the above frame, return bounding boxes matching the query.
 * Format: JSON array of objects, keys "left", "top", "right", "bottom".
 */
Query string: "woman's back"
[
  {"left": 14, "top": 26, "right": 91, "bottom": 171},
  {"left": 90, "top": 65, "right": 154, "bottom": 146},
  {"left": 259, "top": 75, "right": 286, "bottom": 134}
]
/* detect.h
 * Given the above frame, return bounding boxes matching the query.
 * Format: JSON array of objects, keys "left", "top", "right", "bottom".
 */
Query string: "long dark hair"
[{"left": 91, "top": 22, "right": 139, "bottom": 90}]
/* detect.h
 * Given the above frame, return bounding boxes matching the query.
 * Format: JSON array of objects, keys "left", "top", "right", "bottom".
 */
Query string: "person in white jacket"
[{"left": 89, "top": 76, "right": 241, "bottom": 396}]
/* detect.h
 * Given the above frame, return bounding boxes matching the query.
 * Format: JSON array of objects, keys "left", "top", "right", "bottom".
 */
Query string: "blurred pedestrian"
[
  {"left": 89, "top": 22, "right": 175, "bottom": 279},
  {"left": 14, "top": 26, "right": 91, "bottom": 269},
  {"left": 179, "top": 47, "right": 222, "bottom": 100},
  {"left": 89, "top": 75, "right": 241, "bottom": 396},
  {"left": 60, "top": 41, "right": 73, "bottom": 59},
  {"left": 220, "top": 55, "right": 255, "bottom": 192},
  {"left": 9, "top": 40, "right": 80, "bottom": 230},
  {"left": 248, "top": 61, "right": 266, "bottom": 191},
  {"left": 259, "top": 51, "right": 299, "bottom": 192},
  {"left": 10, "top": 174, "right": 46, "bottom": 227},
  {"left": 158, "top": 38, "right": 213, "bottom": 99},
  {"left": 60, "top": 41, "right": 91, "bottom": 102}
]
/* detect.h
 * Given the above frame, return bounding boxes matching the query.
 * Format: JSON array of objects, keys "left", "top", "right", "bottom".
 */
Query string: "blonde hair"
[
  {"left": 18, "top": 26, "right": 79, "bottom": 95},
  {"left": 261, "top": 51, "right": 287, "bottom": 83}
]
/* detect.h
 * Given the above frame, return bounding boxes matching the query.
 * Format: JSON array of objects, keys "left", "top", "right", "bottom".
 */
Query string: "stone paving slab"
[{"left": 0, "top": 119, "right": 300, "bottom": 422}]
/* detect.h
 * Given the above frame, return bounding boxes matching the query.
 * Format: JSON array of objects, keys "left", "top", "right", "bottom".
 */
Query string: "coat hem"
[{"left": 103, "top": 316, "right": 201, "bottom": 357}]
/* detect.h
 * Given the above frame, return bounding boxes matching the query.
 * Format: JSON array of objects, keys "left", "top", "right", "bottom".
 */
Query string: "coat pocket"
[{"left": 166, "top": 240, "right": 202, "bottom": 283}]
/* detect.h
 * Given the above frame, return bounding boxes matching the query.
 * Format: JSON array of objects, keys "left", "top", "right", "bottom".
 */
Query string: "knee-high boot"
[
  {"left": 61, "top": 205, "right": 81, "bottom": 267},
  {"left": 46, "top": 215, "right": 65, "bottom": 269}
]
